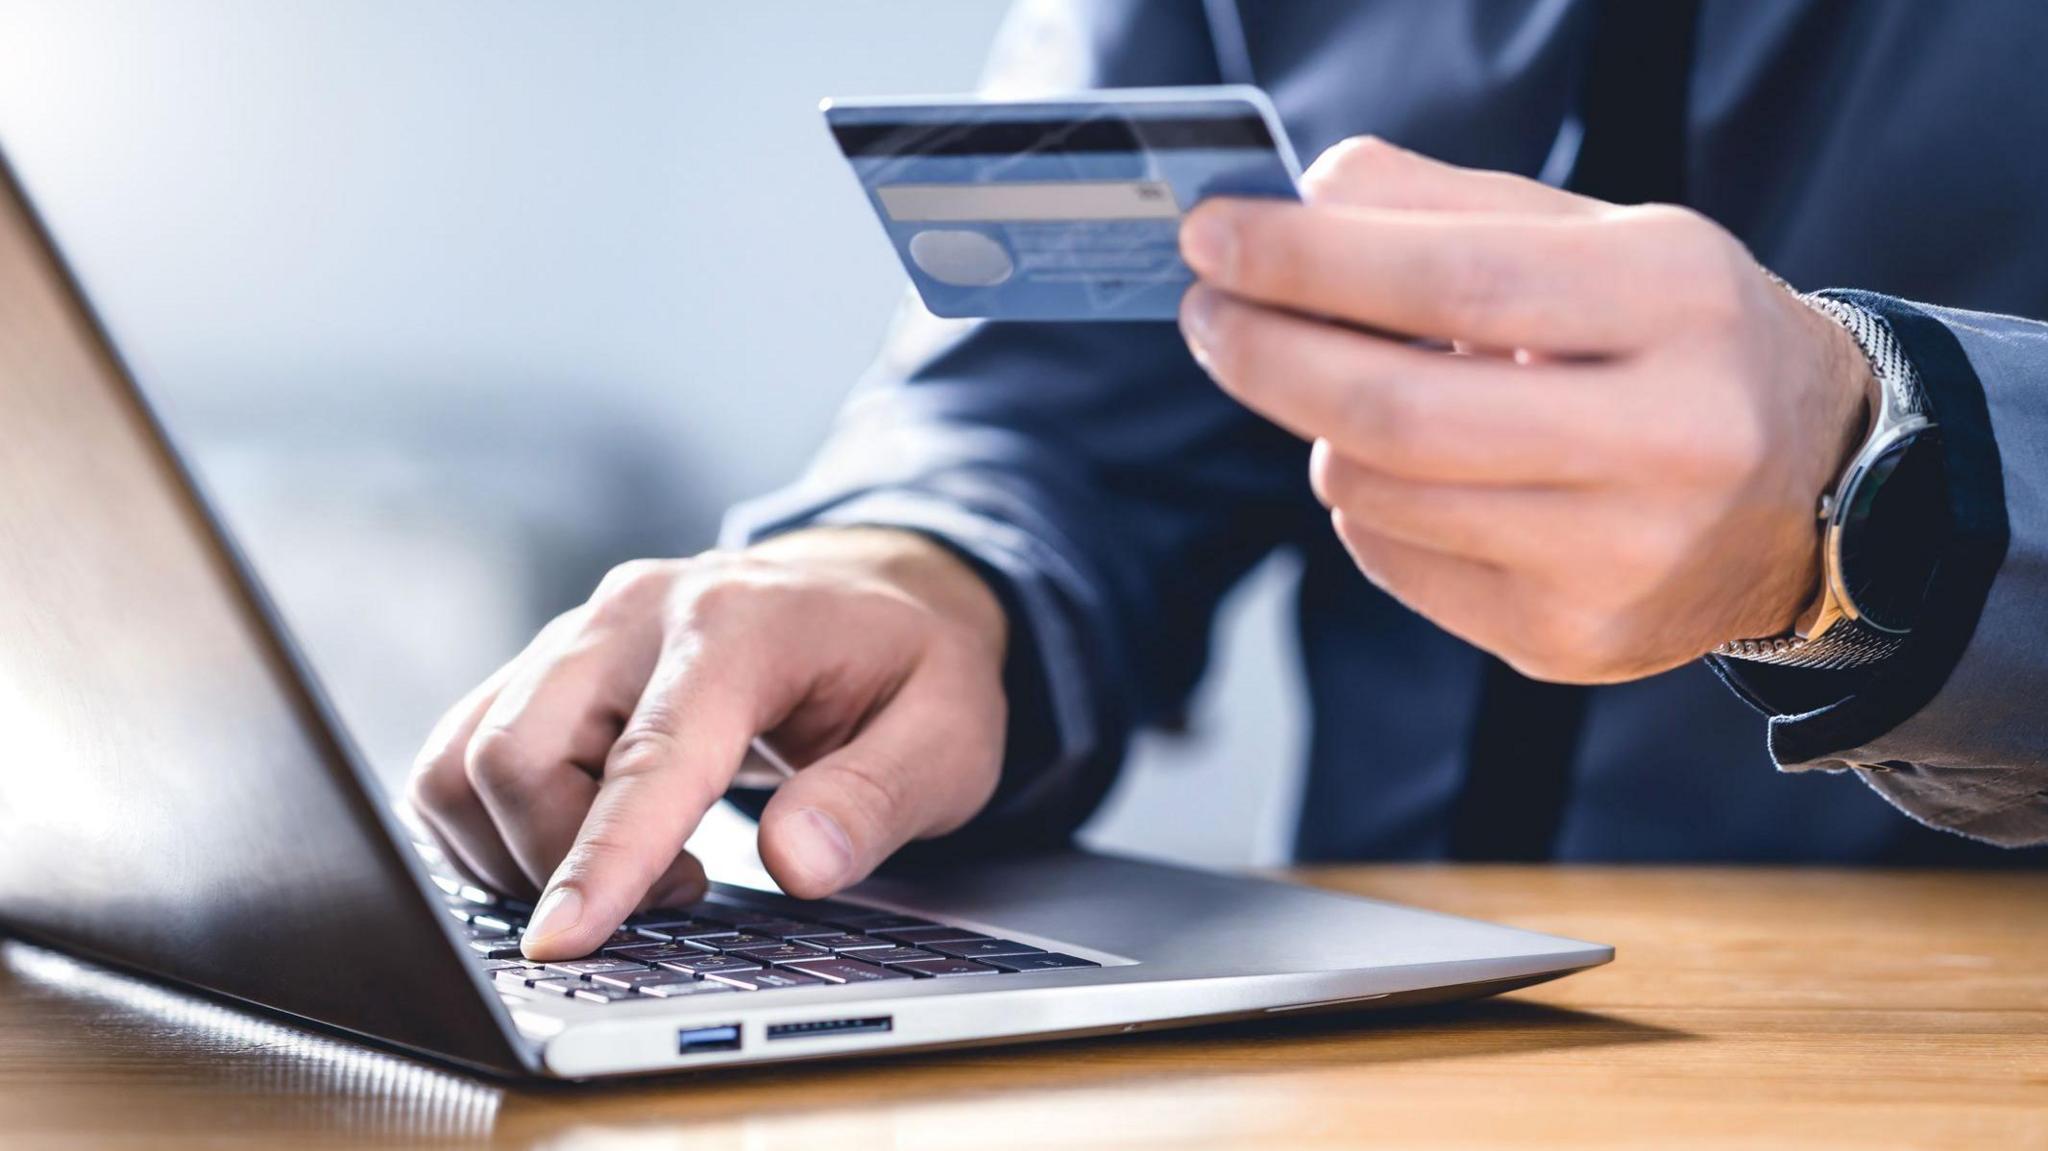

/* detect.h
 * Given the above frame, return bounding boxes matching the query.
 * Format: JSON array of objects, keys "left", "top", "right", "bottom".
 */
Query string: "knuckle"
[
  {"left": 587, "top": 561, "right": 677, "bottom": 629},
  {"left": 675, "top": 572, "right": 761, "bottom": 631},
  {"left": 464, "top": 728, "right": 542, "bottom": 794},
  {"left": 830, "top": 752, "right": 912, "bottom": 838},
  {"left": 606, "top": 725, "right": 684, "bottom": 780},
  {"left": 594, "top": 558, "right": 669, "bottom": 603},
  {"left": 405, "top": 754, "right": 467, "bottom": 814},
  {"left": 1632, "top": 205, "right": 1749, "bottom": 322},
  {"left": 1303, "top": 134, "right": 1396, "bottom": 199}
]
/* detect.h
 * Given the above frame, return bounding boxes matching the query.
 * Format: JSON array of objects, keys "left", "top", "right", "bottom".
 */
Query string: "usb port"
[
  {"left": 766, "top": 1016, "right": 893, "bottom": 1041},
  {"left": 677, "top": 1024, "right": 742, "bottom": 1054}
]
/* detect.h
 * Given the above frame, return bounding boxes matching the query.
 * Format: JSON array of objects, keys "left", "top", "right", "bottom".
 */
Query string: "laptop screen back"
[{"left": 0, "top": 153, "right": 523, "bottom": 1074}]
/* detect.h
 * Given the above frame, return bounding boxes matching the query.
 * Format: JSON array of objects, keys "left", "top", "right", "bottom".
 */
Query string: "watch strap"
[
  {"left": 1716, "top": 619, "right": 1906, "bottom": 670},
  {"left": 1807, "top": 291, "right": 1930, "bottom": 421}
]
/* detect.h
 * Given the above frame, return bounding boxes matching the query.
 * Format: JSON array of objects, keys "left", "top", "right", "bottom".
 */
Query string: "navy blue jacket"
[{"left": 729, "top": 0, "right": 2048, "bottom": 863}]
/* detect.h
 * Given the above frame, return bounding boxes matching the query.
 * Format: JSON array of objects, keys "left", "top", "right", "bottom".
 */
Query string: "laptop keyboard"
[{"left": 435, "top": 876, "right": 1099, "bottom": 1006}]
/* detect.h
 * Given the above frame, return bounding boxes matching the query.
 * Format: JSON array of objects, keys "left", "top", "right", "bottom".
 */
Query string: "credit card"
[{"left": 823, "top": 86, "right": 1301, "bottom": 322}]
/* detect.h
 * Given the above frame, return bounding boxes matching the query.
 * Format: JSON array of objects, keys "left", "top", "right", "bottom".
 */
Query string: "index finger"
[
  {"left": 519, "top": 641, "right": 769, "bottom": 960},
  {"left": 1180, "top": 199, "right": 1682, "bottom": 354}
]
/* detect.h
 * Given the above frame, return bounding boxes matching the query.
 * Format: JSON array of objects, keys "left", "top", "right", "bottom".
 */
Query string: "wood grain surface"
[{"left": 1, "top": 866, "right": 2042, "bottom": 1149}]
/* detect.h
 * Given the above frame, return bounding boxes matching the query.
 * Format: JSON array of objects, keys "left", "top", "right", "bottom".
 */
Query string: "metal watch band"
[
  {"left": 1807, "top": 293, "right": 1930, "bottom": 421},
  {"left": 1717, "top": 619, "right": 1907, "bottom": 670},
  {"left": 1712, "top": 291, "right": 1930, "bottom": 670}
]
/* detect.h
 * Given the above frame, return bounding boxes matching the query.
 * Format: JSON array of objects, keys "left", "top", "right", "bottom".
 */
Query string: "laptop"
[{"left": 0, "top": 150, "right": 1611, "bottom": 1080}]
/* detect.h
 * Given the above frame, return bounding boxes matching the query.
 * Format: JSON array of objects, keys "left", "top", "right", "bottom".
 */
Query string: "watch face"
[{"left": 1837, "top": 426, "right": 1945, "bottom": 633}]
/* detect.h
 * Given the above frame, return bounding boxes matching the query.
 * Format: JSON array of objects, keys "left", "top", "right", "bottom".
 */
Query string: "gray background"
[{"left": 0, "top": 1, "right": 1307, "bottom": 870}]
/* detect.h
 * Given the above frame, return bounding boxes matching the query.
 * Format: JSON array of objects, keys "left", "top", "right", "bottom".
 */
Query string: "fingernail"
[
  {"left": 1179, "top": 205, "right": 1237, "bottom": 280},
  {"left": 1180, "top": 285, "right": 1219, "bottom": 363},
  {"left": 786, "top": 808, "right": 855, "bottom": 891},
  {"left": 523, "top": 885, "right": 582, "bottom": 947}
]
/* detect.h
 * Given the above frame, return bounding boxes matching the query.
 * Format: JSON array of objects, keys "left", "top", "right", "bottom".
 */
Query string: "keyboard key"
[
  {"left": 653, "top": 953, "right": 764, "bottom": 976},
  {"left": 732, "top": 918, "right": 831, "bottom": 939},
  {"left": 826, "top": 913, "right": 938, "bottom": 932},
  {"left": 491, "top": 966, "right": 553, "bottom": 989},
  {"left": 783, "top": 957, "right": 913, "bottom": 985},
  {"left": 636, "top": 979, "right": 735, "bottom": 999},
  {"left": 707, "top": 968, "right": 830, "bottom": 991},
  {"left": 468, "top": 913, "right": 520, "bottom": 935},
  {"left": 628, "top": 907, "right": 734, "bottom": 928},
  {"left": 724, "top": 942, "right": 831, "bottom": 964},
  {"left": 693, "top": 932, "right": 786, "bottom": 952},
  {"left": 466, "top": 939, "right": 525, "bottom": 960},
  {"left": 590, "top": 969, "right": 698, "bottom": 992},
  {"left": 877, "top": 926, "right": 989, "bottom": 946},
  {"left": 795, "top": 933, "right": 894, "bottom": 952},
  {"left": 777, "top": 923, "right": 853, "bottom": 939},
  {"left": 890, "top": 957, "right": 999, "bottom": 978},
  {"left": 705, "top": 885, "right": 865, "bottom": 918},
  {"left": 628, "top": 918, "right": 732, "bottom": 941},
  {"left": 570, "top": 985, "right": 638, "bottom": 1004},
  {"left": 924, "top": 939, "right": 1046, "bottom": 961},
  {"left": 544, "top": 958, "right": 650, "bottom": 980},
  {"left": 671, "top": 899, "right": 753, "bottom": 922},
  {"left": 981, "top": 953, "right": 1102, "bottom": 972},
  {"left": 528, "top": 978, "right": 580, "bottom": 996},
  {"left": 840, "top": 945, "right": 944, "bottom": 965},
  {"left": 604, "top": 941, "right": 709, "bottom": 964}
]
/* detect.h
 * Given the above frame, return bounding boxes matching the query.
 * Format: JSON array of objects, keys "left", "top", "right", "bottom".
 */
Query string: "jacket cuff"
[{"left": 1710, "top": 292, "right": 2011, "bottom": 765}]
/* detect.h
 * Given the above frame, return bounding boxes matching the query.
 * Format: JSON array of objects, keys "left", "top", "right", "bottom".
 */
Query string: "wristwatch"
[{"left": 1715, "top": 294, "right": 1945, "bottom": 670}]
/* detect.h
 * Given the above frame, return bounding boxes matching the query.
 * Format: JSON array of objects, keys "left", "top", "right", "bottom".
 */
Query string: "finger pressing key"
[{"left": 520, "top": 640, "right": 768, "bottom": 961}]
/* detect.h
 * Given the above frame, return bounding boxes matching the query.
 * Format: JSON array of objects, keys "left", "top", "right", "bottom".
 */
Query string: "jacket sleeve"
[
  {"left": 723, "top": 1, "right": 1315, "bottom": 848},
  {"left": 1713, "top": 293, "right": 2048, "bottom": 847}
]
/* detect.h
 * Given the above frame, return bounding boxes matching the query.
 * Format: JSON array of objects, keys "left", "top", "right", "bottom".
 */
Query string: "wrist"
[
  {"left": 1718, "top": 290, "right": 1938, "bottom": 669},
  {"left": 1764, "top": 296, "right": 1882, "bottom": 638}
]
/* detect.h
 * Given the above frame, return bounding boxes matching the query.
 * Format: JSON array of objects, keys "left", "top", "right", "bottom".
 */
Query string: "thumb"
[{"left": 754, "top": 653, "right": 1004, "bottom": 898}]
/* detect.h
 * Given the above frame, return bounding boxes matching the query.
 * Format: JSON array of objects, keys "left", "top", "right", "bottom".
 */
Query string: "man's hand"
[
  {"left": 406, "top": 528, "right": 1008, "bottom": 960},
  {"left": 1178, "top": 137, "right": 1874, "bottom": 684}
]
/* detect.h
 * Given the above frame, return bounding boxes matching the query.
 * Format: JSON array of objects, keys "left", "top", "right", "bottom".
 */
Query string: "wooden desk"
[{"left": 2, "top": 866, "right": 2042, "bottom": 1149}]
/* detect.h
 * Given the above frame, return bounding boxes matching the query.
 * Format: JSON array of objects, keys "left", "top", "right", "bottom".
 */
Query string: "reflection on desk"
[
  {"left": 1, "top": 943, "right": 502, "bottom": 1143},
  {"left": 0, "top": 866, "right": 2043, "bottom": 1150}
]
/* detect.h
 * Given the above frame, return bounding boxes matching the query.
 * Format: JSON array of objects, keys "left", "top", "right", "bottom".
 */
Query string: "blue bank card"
[{"left": 824, "top": 86, "right": 1302, "bottom": 322}]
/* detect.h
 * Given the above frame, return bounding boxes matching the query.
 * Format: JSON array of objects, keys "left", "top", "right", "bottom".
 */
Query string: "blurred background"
[{"left": 0, "top": 1, "right": 1306, "bottom": 871}]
